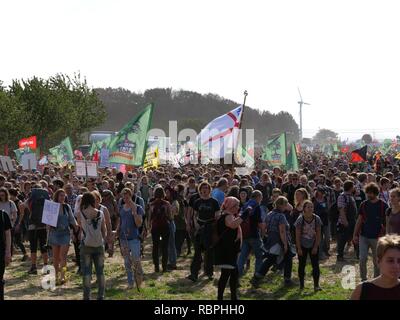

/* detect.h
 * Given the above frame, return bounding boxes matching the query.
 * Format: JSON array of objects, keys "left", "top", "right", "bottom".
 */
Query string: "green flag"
[
  {"left": 108, "top": 103, "right": 154, "bottom": 166},
  {"left": 89, "top": 136, "right": 111, "bottom": 157},
  {"left": 382, "top": 139, "right": 392, "bottom": 155},
  {"left": 49, "top": 137, "right": 74, "bottom": 165},
  {"left": 287, "top": 142, "right": 299, "bottom": 171},
  {"left": 14, "top": 146, "right": 33, "bottom": 163},
  {"left": 261, "top": 133, "right": 287, "bottom": 167},
  {"left": 333, "top": 143, "right": 339, "bottom": 153},
  {"left": 236, "top": 144, "right": 255, "bottom": 168},
  {"left": 322, "top": 144, "right": 334, "bottom": 156}
]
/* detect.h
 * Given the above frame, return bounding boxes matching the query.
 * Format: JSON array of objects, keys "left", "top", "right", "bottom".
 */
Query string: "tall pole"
[
  {"left": 232, "top": 90, "right": 248, "bottom": 167},
  {"left": 299, "top": 101, "right": 303, "bottom": 142}
]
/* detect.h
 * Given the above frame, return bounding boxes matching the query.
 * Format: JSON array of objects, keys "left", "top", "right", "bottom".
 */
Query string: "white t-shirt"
[{"left": 0, "top": 200, "right": 17, "bottom": 225}]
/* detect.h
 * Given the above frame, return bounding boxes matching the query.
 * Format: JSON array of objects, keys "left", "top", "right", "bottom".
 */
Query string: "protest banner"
[
  {"left": 41, "top": 200, "right": 60, "bottom": 227},
  {"left": 21, "top": 153, "right": 38, "bottom": 171}
]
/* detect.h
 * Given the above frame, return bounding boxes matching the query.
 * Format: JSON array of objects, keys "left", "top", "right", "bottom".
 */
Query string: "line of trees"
[
  {"left": 95, "top": 87, "right": 300, "bottom": 145},
  {"left": 0, "top": 73, "right": 106, "bottom": 151}
]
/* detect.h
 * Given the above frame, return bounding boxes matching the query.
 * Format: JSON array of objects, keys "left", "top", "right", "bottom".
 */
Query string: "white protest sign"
[
  {"left": 0, "top": 156, "right": 16, "bottom": 172},
  {"left": 86, "top": 161, "right": 98, "bottom": 178},
  {"left": 235, "top": 167, "right": 250, "bottom": 176},
  {"left": 99, "top": 148, "right": 110, "bottom": 168},
  {"left": 41, "top": 200, "right": 60, "bottom": 227},
  {"left": 75, "top": 160, "right": 87, "bottom": 177},
  {"left": 21, "top": 153, "right": 38, "bottom": 171}
]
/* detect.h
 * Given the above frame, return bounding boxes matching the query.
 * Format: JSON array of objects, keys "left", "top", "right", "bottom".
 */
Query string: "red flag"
[
  {"left": 19, "top": 136, "right": 37, "bottom": 149},
  {"left": 296, "top": 143, "right": 301, "bottom": 154},
  {"left": 350, "top": 146, "right": 368, "bottom": 163},
  {"left": 92, "top": 151, "right": 99, "bottom": 162},
  {"left": 341, "top": 146, "right": 350, "bottom": 153}
]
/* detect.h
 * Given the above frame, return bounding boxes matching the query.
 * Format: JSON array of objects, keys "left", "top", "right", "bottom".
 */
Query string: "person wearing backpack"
[
  {"left": 166, "top": 186, "right": 179, "bottom": 270},
  {"left": 336, "top": 180, "right": 358, "bottom": 262},
  {"left": 0, "top": 188, "right": 17, "bottom": 227},
  {"left": 313, "top": 187, "right": 330, "bottom": 259},
  {"left": 294, "top": 200, "right": 322, "bottom": 291},
  {"left": 214, "top": 197, "right": 249, "bottom": 300},
  {"left": 329, "top": 178, "right": 343, "bottom": 240},
  {"left": 0, "top": 209, "right": 12, "bottom": 300},
  {"left": 187, "top": 182, "right": 220, "bottom": 282},
  {"left": 353, "top": 182, "right": 388, "bottom": 282},
  {"left": 116, "top": 188, "right": 144, "bottom": 290},
  {"left": 237, "top": 190, "right": 265, "bottom": 278},
  {"left": 8, "top": 188, "right": 28, "bottom": 261},
  {"left": 251, "top": 196, "right": 294, "bottom": 287},
  {"left": 175, "top": 184, "right": 188, "bottom": 258},
  {"left": 47, "top": 189, "right": 78, "bottom": 285},
  {"left": 20, "top": 185, "right": 50, "bottom": 274},
  {"left": 77, "top": 192, "right": 107, "bottom": 300},
  {"left": 386, "top": 188, "right": 400, "bottom": 235},
  {"left": 148, "top": 186, "right": 172, "bottom": 273}
]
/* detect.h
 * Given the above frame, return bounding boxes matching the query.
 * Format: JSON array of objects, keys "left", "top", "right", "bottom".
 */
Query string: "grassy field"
[{"left": 4, "top": 239, "right": 373, "bottom": 300}]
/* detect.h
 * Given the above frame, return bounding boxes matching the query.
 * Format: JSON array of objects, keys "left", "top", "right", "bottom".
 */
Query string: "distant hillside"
[{"left": 94, "top": 88, "right": 299, "bottom": 144}]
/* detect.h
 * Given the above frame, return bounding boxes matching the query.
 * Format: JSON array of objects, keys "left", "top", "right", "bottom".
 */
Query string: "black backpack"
[{"left": 29, "top": 188, "right": 50, "bottom": 225}]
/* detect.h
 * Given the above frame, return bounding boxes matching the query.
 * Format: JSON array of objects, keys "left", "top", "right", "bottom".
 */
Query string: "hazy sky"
[{"left": 1, "top": 0, "right": 399, "bottom": 140}]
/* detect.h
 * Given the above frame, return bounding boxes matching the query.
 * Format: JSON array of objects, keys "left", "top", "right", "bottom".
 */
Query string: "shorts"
[{"left": 28, "top": 229, "right": 48, "bottom": 254}]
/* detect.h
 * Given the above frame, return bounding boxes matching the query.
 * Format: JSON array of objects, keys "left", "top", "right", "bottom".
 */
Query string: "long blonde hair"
[{"left": 294, "top": 188, "right": 310, "bottom": 208}]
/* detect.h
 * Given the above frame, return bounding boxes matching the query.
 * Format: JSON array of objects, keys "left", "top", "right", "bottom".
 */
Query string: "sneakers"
[
  {"left": 187, "top": 274, "right": 198, "bottom": 283},
  {"left": 154, "top": 266, "right": 160, "bottom": 273},
  {"left": 167, "top": 264, "right": 177, "bottom": 270},
  {"left": 314, "top": 286, "right": 322, "bottom": 292}
]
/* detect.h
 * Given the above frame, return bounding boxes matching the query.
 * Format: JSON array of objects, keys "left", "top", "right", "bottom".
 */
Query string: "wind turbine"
[{"left": 297, "top": 87, "right": 310, "bottom": 142}]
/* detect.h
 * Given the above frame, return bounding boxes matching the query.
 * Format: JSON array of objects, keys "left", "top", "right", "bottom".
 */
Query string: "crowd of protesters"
[{"left": 1, "top": 149, "right": 400, "bottom": 300}]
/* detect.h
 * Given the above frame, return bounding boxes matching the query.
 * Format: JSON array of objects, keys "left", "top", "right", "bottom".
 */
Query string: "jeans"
[
  {"left": 359, "top": 236, "right": 379, "bottom": 281},
  {"left": 175, "top": 229, "right": 186, "bottom": 257},
  {"left": 0, "top": 253, "right": 5, "bottom": 300},
  {"left": 257, "top": 250, "right": 293, "bottom": 281},
  {"left": 151, "top": 229, "right": 170, "bottom": 271},
  {"left": 80, "top": 245, "right": 105, "bottom": 300},
  {"left": 120, "top": 239, "right": 141, "bottom": 285},
  {"left": 168, "top": 221, "right": 177, "bottom": 266},
  {"left": 336, "top": 223, "right": 355, "bottom": 258},
  {"left": 237, "top": 237, "right": 264, "bottom": 277},
  {"left": 298, "top": 246, "right": 320, "bottom": 287},
  {"left": 190, "top": 229, "right": 214, "bottom": 278},
  {"left": 260, "top": 205, "right": 268, "bottom": 223}
]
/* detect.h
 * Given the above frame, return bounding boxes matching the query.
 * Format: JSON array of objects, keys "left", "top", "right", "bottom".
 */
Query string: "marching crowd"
[{"left": 1, "top": 150, "right": 400, "bottom": 300}]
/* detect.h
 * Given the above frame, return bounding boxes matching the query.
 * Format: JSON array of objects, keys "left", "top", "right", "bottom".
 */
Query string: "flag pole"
[{"left": 232, "top": 90, "right": 248, "bottom": 167}]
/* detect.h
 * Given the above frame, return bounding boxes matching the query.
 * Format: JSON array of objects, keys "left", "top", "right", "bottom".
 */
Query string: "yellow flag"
[
  {"left": 395, "top": 153, "right": 400, "bottom": 160},
  {"left": 143, "top": 147, "right": 159, "bottom": 171}
]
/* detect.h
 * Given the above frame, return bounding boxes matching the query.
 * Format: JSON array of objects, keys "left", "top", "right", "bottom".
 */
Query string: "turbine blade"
[{"left": 297, "top": 87, "right": 303, "bottom": 102}]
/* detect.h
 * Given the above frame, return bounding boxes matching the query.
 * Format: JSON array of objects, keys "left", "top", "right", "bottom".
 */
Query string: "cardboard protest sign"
[
  {"left": 75, "top": 160, "right": 87, "bottom": 177},
  {"left": 41, "top": 200, "right": 60, "bottom": 227},
  {"left": 86, "top": 161, "right": 98, "bottom": 178}
]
